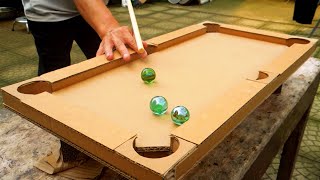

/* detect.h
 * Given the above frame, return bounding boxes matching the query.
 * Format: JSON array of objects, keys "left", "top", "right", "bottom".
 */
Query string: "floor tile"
[
  {"left": 262, "top": 154, "right": 281, "bottom": 179},
  {"left": 294, "top": 27, "right": 314, "bottom": 37},
  {"left": 169, "top": 16, "right": 199, "bottom": 25},
  {"left": 137, "top": 18, "right": 159, "bottom": 27},
  {"left": 118, "top": 20, "right": 130, "bottom": 26},
  {"left": 134, "top": 9, "right": 155, "bottom": 16},
  {"left": 152, "top": 21, "right": 187, "bottom": 31},
  {"left": 311, "top": 47, "right": 320, "bottom": 59},
  {"left": 309, "top": 95, "right": 320, "bottom": 121},
  {"left": 143, "top": 5, "right": 169, "bottom": 12},
  {"left": 109, "top": 6, "right": 128, "bottom": 13},
  {"left": 234, "top": 18, "right": 266, "bottom": 28},
  {"left": 207, "top": 14, "right": 241, "bottom": 24},
  {"left": 113, "top": 13, "right": 130, "bottom": 22},
  {"left": 9, "top": 42, "right": 37, "bottom": 59},
  {"left": 138, "top": 26, "right": 166, "bottom": 39},
  {"left": 0, "top": 46, "right": 7, "bottom": 52},
  {"left": 0, "top": 20, "right": 15, "bottom": 31},
  {"left": 185, "top": 12, "right": 213, "bottom": 20},
  {"left": 0, "top": 29, "right": 33, "bottom": 49},
  {"left": 292, "top": 155, "right": 320, "bottom": 180},
  {"left": 0, "top": 61, "right": 37, "bottom": 85},
  {"left": 164, "top": 9, "right": 190, "bottom": 16},
  {"left": 147, "top": 12, "right": 175, "bottom": 20},
  {"left": 0, "top": 51, "right": 32, "bottom": 69},
  {"left": 261, "top": 23, "right": 300, "bottom": 34},
  {"left": 299, "top": 119, "right": 320, "bottom": 161}
]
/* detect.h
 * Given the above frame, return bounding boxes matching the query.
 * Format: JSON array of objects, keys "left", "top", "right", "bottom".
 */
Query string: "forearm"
[{"left": 73, "top": 0, "right": 119, "bottom": 38}]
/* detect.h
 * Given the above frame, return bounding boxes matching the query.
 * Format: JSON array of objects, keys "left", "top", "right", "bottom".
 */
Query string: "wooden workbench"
[{"left": 0, "top": 58, "right": 319, "bottom": 180}]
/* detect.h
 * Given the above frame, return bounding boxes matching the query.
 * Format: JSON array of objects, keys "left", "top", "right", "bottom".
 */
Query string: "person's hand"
[
  {"left": 96, "top": 26, "right": 148, "bottom": 61},
  {"left": 73, "top": 0, "right": 145, "bottom": 61}
]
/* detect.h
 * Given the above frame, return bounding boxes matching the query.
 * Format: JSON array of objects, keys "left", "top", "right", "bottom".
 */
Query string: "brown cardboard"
[{"left": 1, "top": 22, "right": 317, "bottom": 179}]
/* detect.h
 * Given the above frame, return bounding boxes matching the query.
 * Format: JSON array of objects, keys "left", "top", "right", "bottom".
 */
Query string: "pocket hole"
[
  {"left": 203, "top": 23, "right": 221, "bottom": 32},
  {"left": 133, "top": 137, "right": 180, "bottom": 159},
  {"left": 18, "top": 81, "right": 52, "bottom": 94},
  {"left": 256, "top": 71, "right": 269, "bottom": 80},
  {"left": 286, "top": 38, "right": 310, "bottom": 47}
]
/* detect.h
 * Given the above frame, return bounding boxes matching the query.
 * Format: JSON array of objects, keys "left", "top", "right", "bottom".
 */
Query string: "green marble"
[
  {"left": 171, "top": 106, "right": 190, "bottom": 125},
  {"left": 141, "top": 68, "right": 156, "bottom": 84},
  {"left": 150, "top": 96, "right": 168, "bottom": 115}
]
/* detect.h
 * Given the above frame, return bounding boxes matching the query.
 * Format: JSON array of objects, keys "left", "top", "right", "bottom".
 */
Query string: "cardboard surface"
[
  {"left": 52, "top": 33, "right": 289, "bottom": 148},
  {"left": 22, "top": 92, "right": 136, "bottom": 150},
  {"left": 1, "top": 22, "right": 317, "bottom": 179}
]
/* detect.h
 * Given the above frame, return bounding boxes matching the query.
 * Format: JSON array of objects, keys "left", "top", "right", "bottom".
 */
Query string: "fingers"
[
  {"left": 112, "top": 35, "right": 130, "bottom": 61},
  {"left": 96, "top": 42, "right": 105, "bottom": 56},
  {"left": 124, "top": 36, "right": 139, "bottom": 53},
  {"left": 96, "top": 36, "right": 115, "bottom": 60},
  {"left": 97, "top": 26, "right": 148, "bottom": 61},
  {"left": 103, "top": 38, "right": 115, "bottom": 60},
  {"left": 142, "top": 41, "right": 148, "bottom": 49}
]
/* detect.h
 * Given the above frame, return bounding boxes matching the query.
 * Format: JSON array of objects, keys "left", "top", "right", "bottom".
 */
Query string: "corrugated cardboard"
[{"left": 1, "top": 22, "right": 317, "bottom": 179}]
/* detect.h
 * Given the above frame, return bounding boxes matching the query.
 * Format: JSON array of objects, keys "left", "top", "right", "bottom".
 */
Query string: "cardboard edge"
[
  {"left": 200, "top": 21, "right": 318, "bottom": 46},
  {"left": 1, "top": 77, "right": 47, "bottom": 100},
  {"left": 146, "top": 24, "right": 207, "bottom": 51},
  {"left": 41, "top": 54, "right": 136, "bottom": 91},
  {"left": 115, "top": 137, "right": 197, "bottom": 179},
  {"left": 263, "top": 43, "right": 317, "bottom": 74}
]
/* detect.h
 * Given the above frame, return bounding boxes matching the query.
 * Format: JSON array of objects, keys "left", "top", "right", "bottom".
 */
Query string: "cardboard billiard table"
[{"left": 1, "top": 22, "right": 317, "bottom": 179}]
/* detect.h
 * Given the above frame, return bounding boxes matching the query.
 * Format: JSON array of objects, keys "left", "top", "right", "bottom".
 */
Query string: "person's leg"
[
  {"left": 72, "top": 16, "right": 101, "bottom": 59},
  {"left": 28, "top": 20, "right": 74, "bottom": 76},
  {"left": 57, "top": 15, "right": 101, "bottom": 161},
  {"left": 29, "top": 17, "right": 104, "bottom": 178},
  {"left": 28, "top": 19, "right": 81, "bottom": 162}
]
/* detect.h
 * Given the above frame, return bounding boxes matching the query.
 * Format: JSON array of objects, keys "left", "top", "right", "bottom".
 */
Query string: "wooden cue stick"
[{"left": 126, "top": 0, "right": 145, "bottom": 53}]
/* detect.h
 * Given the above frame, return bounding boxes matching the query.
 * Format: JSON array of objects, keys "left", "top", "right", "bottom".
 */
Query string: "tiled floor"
[{"left": 0, "top": 0, "right": 320, "bottom": 179}]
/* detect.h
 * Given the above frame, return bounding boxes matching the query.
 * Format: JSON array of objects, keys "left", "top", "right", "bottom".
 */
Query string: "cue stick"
[{"left": 126, "top": 0, "right": 145, "bottom": 53}]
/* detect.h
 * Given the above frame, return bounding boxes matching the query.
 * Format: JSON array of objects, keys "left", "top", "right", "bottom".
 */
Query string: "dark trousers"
[
  {"left": 28, "top": 15, "right": 101, "bottom": 161},
  {"left": 28, "top": 15, "right": 101, "bottom": 75},
  {"left": 293, "top": 0, "right": 318, "bottom": 24}
]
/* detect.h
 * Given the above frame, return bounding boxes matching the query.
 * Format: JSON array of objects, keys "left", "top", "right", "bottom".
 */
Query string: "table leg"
[{"left": 276, "top": 106, "right": 311, "bottom": 180}]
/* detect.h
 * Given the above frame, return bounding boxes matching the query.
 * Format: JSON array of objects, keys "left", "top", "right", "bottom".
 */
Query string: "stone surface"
[{"left": 0, "top": 108, "right": 61, "bottom": 179}]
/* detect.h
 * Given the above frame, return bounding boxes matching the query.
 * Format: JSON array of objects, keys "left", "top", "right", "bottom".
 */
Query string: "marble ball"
[
  {"left": 141, "top": 68, "right": 156, "bottom": 84},
  {"left": 150, "top": 96, "right": 168, "bottom": 115},
  {"left": 171, "top": 106, "right": 190, "bottom": 125}
]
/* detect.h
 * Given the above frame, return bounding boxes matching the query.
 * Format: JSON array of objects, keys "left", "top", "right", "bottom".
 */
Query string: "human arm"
[{"left": 73, "top": 0, "right": 147, "bottom": 61}]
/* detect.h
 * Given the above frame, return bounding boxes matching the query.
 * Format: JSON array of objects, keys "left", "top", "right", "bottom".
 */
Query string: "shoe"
[{"left": 34, "top": 149, "right": 104, "bottom": 179}]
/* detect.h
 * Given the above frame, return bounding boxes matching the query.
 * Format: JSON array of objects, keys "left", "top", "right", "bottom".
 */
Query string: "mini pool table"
[{"left": 1, "top": 22, "right": 317, "bottom": 179}]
